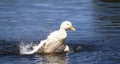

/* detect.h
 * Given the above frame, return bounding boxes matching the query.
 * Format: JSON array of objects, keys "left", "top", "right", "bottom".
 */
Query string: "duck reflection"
[{"left": 36, "top": 53, "right": 68, "bottom": 64}]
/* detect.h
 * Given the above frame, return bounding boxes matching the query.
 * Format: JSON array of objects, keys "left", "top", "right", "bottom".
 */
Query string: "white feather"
[{"left": 20, "top": 21, "right": 75, "bottom": 54}]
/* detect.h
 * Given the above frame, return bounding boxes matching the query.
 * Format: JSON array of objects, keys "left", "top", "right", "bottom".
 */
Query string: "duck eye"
[{"left": 67, "top": 24, "right": 69, "bottom": 25}]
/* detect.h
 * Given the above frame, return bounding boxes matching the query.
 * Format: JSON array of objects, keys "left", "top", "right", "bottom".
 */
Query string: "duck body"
[
  {"left": 37, "top": 29, "right": 67, "bottom": 54},
  {"left": 20, "top": 21, "right": 75, "bottom": 54}
]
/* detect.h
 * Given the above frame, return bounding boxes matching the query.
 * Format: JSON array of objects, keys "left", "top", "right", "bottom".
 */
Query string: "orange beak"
[{"left": 69, "top": 25, "right": 75, "bottom": 31}]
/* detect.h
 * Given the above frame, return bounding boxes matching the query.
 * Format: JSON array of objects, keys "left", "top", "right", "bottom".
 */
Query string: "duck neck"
[
  {"left": 59, "top": 28, "right": 67, "bottom": 40},
  {"left": 59, "top": 28, "right": 67, "bottom": 32}
]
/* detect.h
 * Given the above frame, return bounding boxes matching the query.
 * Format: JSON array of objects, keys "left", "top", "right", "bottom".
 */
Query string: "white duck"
[{"left": 20, "top": 21, "right": 75, "bottom": 54}]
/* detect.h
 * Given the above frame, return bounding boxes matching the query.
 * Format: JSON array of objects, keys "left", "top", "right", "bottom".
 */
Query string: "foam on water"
[
  {"left": 19, "top": 40, "right": 46, "bottom": 55},
  {"left": 19, "top": 42, "right": 37, "bottom": 54}
]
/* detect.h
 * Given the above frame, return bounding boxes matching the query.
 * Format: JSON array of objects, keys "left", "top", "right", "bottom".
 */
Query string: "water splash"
[
  {"left": 19, "top": 40, "right": 45, "bottom": 55},
  {"left": 19, "top": 42, "right": 36, "bottom": 54}
]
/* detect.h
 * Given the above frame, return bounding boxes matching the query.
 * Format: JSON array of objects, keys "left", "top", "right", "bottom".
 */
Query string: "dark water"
[{"left": 0, "top": 0, "right": 120, "bottom": 64}]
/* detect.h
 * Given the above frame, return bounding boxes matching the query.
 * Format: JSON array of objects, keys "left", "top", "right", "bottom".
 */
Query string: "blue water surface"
[{"left": 0, "top": 0, "right": 120, "bottom": 64}]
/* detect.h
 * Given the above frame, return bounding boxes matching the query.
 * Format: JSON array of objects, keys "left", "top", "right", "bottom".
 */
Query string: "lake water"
[{"left": 0, "top": 0, "right": 120, "bottom": 64}]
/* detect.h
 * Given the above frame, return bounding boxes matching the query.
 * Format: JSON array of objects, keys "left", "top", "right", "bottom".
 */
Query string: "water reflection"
[
  {"left": 99, "top": 0, "right": 120, "bottom": 3},
  {"left": 0, "top": 0, "right": 120, "bottom": 64},
  {"left": 37, "top": 53, "right": 68, "bottom": 64},
  {"left": 0, "top": 0, "right": 97, "bottom": 41},
  {"left": 92, "top": 0, "right": 120, "bottom": 41}
]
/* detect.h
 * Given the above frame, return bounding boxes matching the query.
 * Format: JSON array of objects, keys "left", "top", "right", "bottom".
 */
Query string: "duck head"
[{"left": 60, "top": 21, "right": 75, "bottom": 31}]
